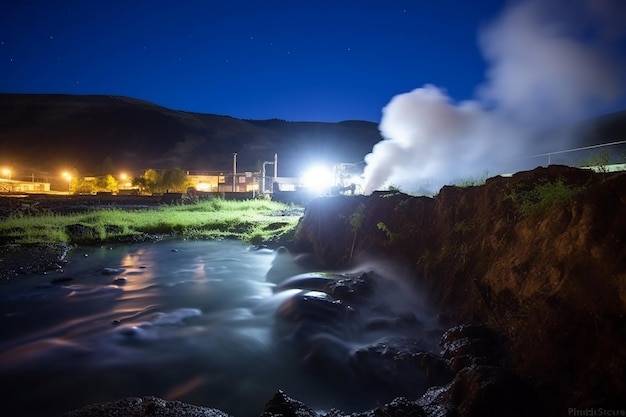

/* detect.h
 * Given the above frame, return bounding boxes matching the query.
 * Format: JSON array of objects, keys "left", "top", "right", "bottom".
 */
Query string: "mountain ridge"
[{"left": 0, "top": 93, "right": 383, "bottom": 177}]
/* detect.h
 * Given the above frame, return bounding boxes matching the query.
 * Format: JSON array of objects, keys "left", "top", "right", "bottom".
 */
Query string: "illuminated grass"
[{"left": 0, "top": 199, "right": 302, "bottom": 245}]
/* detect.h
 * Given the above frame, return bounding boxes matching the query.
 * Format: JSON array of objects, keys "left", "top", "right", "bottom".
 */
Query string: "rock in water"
[
  {"left": 62, "top": 396, "right": 233, "bottom": 417},
  {"left": 260, "top": 390, "right": 318, "bottom": 417}
]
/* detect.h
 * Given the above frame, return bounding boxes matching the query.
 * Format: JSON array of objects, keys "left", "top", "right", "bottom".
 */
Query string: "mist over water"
[
  {"left": 363, "top": 0, "right": 626, "bottom": 194},
  {"left": 0, "top": 240, "right": 441, "bottom": 417}
]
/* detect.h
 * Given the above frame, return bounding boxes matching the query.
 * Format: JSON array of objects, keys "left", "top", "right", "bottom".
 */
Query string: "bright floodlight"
[{"left": 301, "top": 165, "right": 334, "bottom": 193}]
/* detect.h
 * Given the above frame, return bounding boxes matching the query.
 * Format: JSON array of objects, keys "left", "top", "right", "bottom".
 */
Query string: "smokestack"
[{"left": 232, "top": 153, "right": 237, "bottom": 192}]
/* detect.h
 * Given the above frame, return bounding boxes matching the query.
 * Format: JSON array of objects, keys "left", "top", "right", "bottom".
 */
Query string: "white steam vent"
[{"left": 363, "top": 0, "right": 626, "bottom": 195}]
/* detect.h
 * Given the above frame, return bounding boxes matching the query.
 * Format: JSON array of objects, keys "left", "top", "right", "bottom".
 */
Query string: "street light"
[
  {"left": 62, "top": 172, "right": 72, "bottom": 194},
  {"left": 119, "top": 172, "right": 131, "bottom": 188},
  {"left": 1, "top": 168, "right": 10, "bottom": 180}
]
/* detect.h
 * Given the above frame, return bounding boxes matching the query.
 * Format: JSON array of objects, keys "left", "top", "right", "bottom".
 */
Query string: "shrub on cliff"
[{"left": 504, "top": 179, "right": 585, "bottom": 217}]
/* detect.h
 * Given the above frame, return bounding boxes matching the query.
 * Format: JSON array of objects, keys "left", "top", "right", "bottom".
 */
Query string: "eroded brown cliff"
[{"left": 290, "top": 165, "right": 626, "bottom": 408}]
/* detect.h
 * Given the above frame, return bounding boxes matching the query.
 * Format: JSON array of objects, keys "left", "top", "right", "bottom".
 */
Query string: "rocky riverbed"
[{"left": 0, "top": 242, "right": 70, "bottom": 281}]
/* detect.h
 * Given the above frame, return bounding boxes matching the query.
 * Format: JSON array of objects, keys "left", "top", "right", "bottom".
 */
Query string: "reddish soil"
[{"left": 290, "top": 165, "right": 626, "bottom": 410}]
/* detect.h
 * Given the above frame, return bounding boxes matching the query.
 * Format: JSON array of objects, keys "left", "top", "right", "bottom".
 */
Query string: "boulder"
[
  {"left": 63, "top": 396, "right": 232, "bottom": 417},
  {"left": 260, "top": 390, "right": 318, "bottom": 417}
]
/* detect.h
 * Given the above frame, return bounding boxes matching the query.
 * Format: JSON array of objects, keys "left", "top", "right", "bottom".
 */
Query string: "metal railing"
[{"left": 529, "top": 140, "right": 626, "bottom": 165}]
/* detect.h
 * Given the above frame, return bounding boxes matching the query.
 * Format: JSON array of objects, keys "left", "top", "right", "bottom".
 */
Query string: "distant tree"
[
  {"left": 161, "top": 168, "right": 188, "bottom": 192},
  {"left": 133, "top": 168, "right": 188, "bottom": 194},
  {"left": 73, "top": 177, "right": 95, "bottom": 194},
  {"left": 131, "top": 176, "right": 149, "bottom": 194},
  {"left": 141, "top": 169, "right": 162, "bottom": 193},
  {"left": 72, "top": 174, "right": 118, "bottom": 194},
  {"left": 95, "top": 174, "right": 118, "bottom": 192}
]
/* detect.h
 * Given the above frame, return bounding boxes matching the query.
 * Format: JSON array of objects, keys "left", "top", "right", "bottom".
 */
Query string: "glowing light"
[
  {"left": 119, "top": 172, "right": 132, "bottom": 188},
  {"left": 1, "top": 168, "right": 11, "bottom": 180},
  {"left": 196, "top": 182, "right": 210, "bottom": 192},
  {"left": 301, "top": 165, "right": 334, "bottom": 194},
  {"left": 62, "top": 172, "right": 72, "bottom": 193}
]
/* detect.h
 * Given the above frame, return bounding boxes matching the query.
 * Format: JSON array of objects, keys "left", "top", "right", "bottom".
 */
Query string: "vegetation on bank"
[
  {"left": 504, "top": 179, "right": 585, "bottom": 217},
  {"left": 0, "top": 199, "right": 302, "bottom": 246}
]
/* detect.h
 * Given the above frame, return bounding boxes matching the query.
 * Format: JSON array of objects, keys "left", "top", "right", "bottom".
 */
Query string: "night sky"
[{"left": 1, "top": 0, "right": 515, "bottom": 122}]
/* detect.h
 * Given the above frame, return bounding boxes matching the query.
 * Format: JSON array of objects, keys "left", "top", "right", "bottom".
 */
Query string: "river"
[{"left": 0, "top": 240, "right": 440, "bottom": 417}]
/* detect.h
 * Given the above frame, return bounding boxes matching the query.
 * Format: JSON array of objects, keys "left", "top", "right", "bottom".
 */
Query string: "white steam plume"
[{"left": 363, "top": 0, "right": 626, "bottom": 194}]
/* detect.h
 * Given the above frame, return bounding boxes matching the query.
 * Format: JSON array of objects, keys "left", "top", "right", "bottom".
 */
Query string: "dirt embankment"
[
  {"left": 289, "top": 165, "right": 626, "bottom": 409},
  {"left": 0, "top": 194, "right": 164, "bottom": 219}
]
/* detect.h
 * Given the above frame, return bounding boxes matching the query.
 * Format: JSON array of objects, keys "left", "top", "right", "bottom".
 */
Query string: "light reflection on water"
[
  {"left": 0, "top": 240, "right": 293, "bottom": 417},
  {"left": 0, "top": 240, "right": 438, "bottom": 417}
]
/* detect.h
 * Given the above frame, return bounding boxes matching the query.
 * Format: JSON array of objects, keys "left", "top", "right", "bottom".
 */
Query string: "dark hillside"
[{"left": 0, "top": 94, "right": 382, "bottom": 177}]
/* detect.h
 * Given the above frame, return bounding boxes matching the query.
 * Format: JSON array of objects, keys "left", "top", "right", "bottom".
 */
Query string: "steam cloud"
[{"left": 363, "top": 0, "right": 626, "bottom": 194}]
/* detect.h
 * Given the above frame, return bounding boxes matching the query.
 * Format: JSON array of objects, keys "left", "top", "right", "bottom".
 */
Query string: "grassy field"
[{"left": 0, "top": 198, "right": 303, "bottom": 246}]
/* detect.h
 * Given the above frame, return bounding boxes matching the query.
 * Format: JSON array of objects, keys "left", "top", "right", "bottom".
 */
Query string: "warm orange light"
[
  {"left": 1, "top": 168, "right": 10, "bottom": 179},
  {"left": 119, "top": 173, "right": 132, "bottom": 188},
  {"left": 61, "top": 172, "right": 72, "bottom": 193}
]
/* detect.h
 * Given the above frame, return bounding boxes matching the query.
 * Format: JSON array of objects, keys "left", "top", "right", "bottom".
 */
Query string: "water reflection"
[
  {"left": 0, "top": 240, "right": 284, "bottom": 417},
  {"left": 0, "top": 240, "right": 440, "bottom": 417}
]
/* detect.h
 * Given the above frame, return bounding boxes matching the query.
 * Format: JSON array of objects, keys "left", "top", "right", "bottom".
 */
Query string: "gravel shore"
[
  {"left": 0, "top": 242, "right": 71, "bottom": 282},
  {"left": 0, "top": 194, "right": 165, "bottom": 281}
]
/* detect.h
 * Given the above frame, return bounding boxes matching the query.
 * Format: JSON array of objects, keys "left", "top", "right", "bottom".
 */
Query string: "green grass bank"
[{"left": 0, "top": 198, "right": 303, "bottom": 246}]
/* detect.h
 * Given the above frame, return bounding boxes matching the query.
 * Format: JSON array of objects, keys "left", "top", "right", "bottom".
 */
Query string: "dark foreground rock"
[
  {"left": 64, "top": 320, "right": 540, "bottom": 417},
  {"left": 63, "top": 396, "right": 232, "bottom": 417},
  {"left": 259, "top": 391, "right": 429, "bottom": 417},
  {"left": 0, "top": 242, "right": 70, "bottom": 281}
]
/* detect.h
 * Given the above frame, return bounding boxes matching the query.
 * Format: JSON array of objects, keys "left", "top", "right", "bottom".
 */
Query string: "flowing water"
[{"left": 0, "top": 240, "right": 440, "bottom": 417}]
